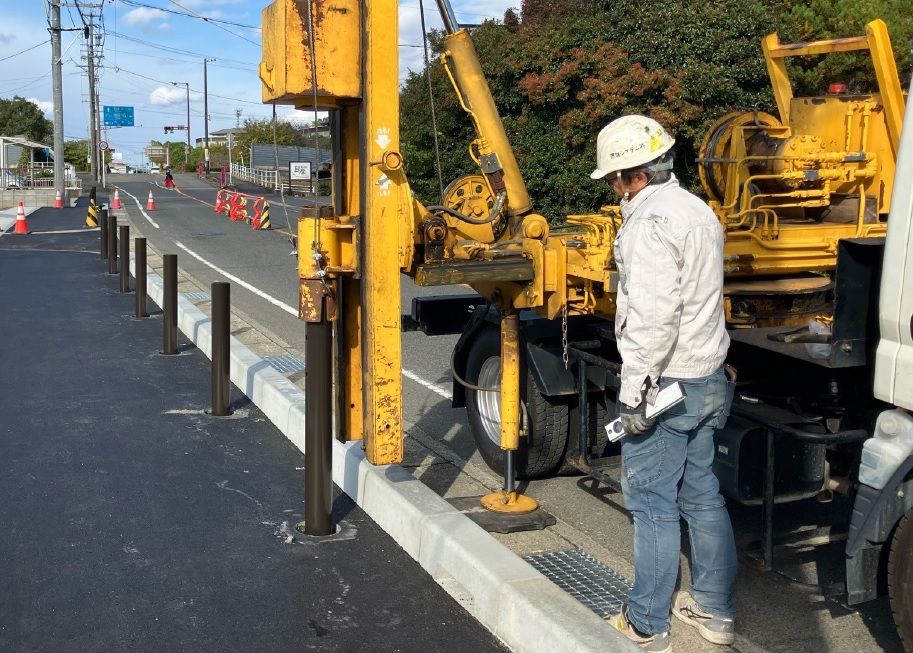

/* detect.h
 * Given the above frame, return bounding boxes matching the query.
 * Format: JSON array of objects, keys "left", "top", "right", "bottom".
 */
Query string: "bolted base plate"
[{"left": 480, "top": 490, "right": 539, "bottom": 515}]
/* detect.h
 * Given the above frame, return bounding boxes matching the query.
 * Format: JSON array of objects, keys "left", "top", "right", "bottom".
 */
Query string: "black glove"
[{"left": 618, "top": 402, "right": 655, "bottom": 436}]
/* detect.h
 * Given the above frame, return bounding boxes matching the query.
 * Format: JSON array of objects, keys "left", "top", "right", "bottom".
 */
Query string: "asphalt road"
[
  {"left": 0, "top": 211, "right": 507, "bottom": 653},
  {"left": 102, "top": 172, "right": 905, "bottom": 652}
]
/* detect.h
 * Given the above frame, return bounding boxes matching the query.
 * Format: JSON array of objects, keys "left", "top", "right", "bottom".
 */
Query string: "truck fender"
[
  {"left": 451, "top": 306, "right": 577, "bottom": 408},
  {"left": 845, "top": 458, "right": 913, "bottom": 604}
]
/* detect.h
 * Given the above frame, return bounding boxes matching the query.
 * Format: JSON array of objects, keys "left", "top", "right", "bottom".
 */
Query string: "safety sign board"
[{"left": 289, "top": 161, "right": 312, "bottom": 181}]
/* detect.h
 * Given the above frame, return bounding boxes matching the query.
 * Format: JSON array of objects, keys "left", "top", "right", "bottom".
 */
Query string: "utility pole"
[
  {"left": 170, "top": 81, "right": 191, "bottom": 166},
  {"left": 86, "top": 23, "right": 98, "bottom": 181},
  {"left": 203, "top": 58, "right": 212, "bottom": 173},
  {"left": 49, "top": 1, "right": 65, "bottom": 198},
  {"left": 229, "top": 108, "right": 241, "bottom": 184},
  {"left": 185, "top": 82, "right": 191, "bottom": 166}
]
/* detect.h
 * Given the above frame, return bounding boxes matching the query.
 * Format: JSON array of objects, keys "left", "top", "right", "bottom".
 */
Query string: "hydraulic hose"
[{"left": 428, "top": 191, "right": 507, "bottom": 226}]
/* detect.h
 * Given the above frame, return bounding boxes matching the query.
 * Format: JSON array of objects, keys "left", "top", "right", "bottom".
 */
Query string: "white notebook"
[{"left": 605, "top": 382, "right": 685, "bottom": 442}]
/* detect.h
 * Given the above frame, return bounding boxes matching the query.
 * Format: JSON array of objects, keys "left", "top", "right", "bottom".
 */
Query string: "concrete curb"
[{"left": 134, "top": 258, "right": 638, "bottom": 653}]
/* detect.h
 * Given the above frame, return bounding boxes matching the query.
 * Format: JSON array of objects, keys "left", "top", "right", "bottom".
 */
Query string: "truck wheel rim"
[
  {"left": 477, "top": 357, "right": 502, "bottom": 447},
  {"left": 476, "top": 356, "right": 528, "bottom": 448}
]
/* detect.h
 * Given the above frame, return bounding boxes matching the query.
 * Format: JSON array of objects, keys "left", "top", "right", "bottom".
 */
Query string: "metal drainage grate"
[
  {"left": 184, "top": 291, "right": 211, "bottom": 302},
  {"left": 264, "top": 355, "right": 306, "bottom": 374},
  {"left": 524, "top": 549, "right": 632, "bottom": 618}
]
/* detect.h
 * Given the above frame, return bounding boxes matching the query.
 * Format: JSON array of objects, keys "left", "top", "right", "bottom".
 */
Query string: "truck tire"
[
  {"left": 464, "top": 327, "right": 569, "bottom": 479},
  {"left": 889, "top": 509, "right": 913, "bottom": 649}
]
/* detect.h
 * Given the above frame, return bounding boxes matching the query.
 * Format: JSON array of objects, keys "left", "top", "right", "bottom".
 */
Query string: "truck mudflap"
[{"left": 846, "top": 460, "right": 913, "bottom": 604}]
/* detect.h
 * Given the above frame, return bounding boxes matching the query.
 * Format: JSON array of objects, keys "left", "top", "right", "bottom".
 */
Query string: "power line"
[
  {"left": 166, "top": 0, "right": 261, "bottom": 47},
  {"left": 118, "top": 0, "right": 259, "bottom": 30},
  {"left": 110, "top": 65, "right": 267, "bottom": 107},
  {"left": 107, "top": 29, "right": 254, "bottom": 67},
  {"left": 0, "top": 39, "right": 51, "bottom": 63}
]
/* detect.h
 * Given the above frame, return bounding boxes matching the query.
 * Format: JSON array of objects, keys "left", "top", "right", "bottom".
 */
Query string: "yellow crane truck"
[{"left": 260, "top": 1, "right": 912, "bottom": 643}]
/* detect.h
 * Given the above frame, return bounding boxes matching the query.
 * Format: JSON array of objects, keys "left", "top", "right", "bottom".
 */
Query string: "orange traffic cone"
[
  {"left": 54, "top": 189, "right": 63, "bottom": 209},
  {"left": 111, "top": 187, "right": 123, "bottom": 210},
  {"left": 13, "top": 201, "right": 30, "bottom": 235},
  {"left": 146, "top": 190, "right": 156, "bottom": 211}
]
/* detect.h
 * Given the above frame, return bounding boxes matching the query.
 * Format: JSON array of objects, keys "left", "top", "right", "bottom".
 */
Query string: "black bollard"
[
  {"left": 99, "top": 208, "right": 108, "bottom": 260},
  {"left": 106, "top": 213, "right": 117, "bottom": 275},
  {"left": 135, "top": 238, "right": 147, "bottom": 318},
  {"left": 162, "top": 254, "right": 178, "bottom": 355},
  {"left": 304, "top": 294, "right": 334, "bottom": 536},
  {"left": 119, "top": 225, "right": 130, "bottom": 292},
  {"left": 211, "top": 282, "right": 232, "bottom": 416}
]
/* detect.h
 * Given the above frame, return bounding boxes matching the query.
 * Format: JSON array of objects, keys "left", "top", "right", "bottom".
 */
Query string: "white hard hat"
[{"left": 590, "top": 115, "right": 675, "bottom": 180}]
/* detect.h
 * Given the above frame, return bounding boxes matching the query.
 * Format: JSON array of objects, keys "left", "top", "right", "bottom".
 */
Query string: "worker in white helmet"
[{"left": 591, "top": 115, "right": 737, "bottom": 651}]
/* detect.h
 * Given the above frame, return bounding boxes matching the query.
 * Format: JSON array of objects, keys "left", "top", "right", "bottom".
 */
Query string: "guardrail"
[
  {"left": 230, "top": 163, "right": 279, "bottom": 191},
  {"left": 2, "top": 168, "right": 81, "bottom": 191}
]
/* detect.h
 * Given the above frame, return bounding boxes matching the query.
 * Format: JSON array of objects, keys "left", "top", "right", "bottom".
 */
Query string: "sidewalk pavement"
[{"left": 0, "top": 206, "right": 509, "bottom": 652}]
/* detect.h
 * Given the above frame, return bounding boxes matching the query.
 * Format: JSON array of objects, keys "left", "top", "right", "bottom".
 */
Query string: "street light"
[{"left": 170, "top": 81, "right": 191, "bottom": 167}]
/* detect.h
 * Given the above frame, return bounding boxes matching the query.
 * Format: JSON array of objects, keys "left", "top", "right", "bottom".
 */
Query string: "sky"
[{"left": 2, "top": 0, "right": 518, "bottom": 166}]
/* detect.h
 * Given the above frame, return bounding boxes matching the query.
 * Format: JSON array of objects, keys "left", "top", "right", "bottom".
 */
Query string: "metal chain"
[{"left": 562, "top": 304, "right": 569, "bottom": 370}]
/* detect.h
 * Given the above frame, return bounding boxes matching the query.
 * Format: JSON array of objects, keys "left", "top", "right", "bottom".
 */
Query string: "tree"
[
  {"left": 233, "top": 117, "right": 297, "bottom": 157},
  {"left": 0, "top": 96, "right": 53, "bottom": 143},
  {"left": 64, "top": 139, "right": 89, "bottom": 172},
  {"left": 165, "top": 141, "right": 188, "bottom": 168},
  {"left": 778, "top": 0, "right": 913, "bottom": 94}
]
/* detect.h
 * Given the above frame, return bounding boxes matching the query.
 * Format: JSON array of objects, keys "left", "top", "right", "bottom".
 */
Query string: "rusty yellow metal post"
[
  {"left": 481, "top": 313, "right": 539, "bottom": 514},
  {"left": 359, "top": 0, "right": 404, "bottom": 465},
  {"left": 498, "top": 313, "right": 521, "bottom": 451}
]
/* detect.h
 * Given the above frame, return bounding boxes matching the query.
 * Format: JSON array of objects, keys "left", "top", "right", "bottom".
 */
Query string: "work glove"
[{"left": 618, "top": 402, "right": 655, "bottom": 436}]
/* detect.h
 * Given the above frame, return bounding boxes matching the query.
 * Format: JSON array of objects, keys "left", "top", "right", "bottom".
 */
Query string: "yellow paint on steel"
[
  {"left": 360, "top": 0, "right": 404, "bottom": 465},
  {"left": 260, "top": 0, "right": 361, "bottom": 108},
  {"left": 441, "top": 30, "right": 532, "bottom": 217},
  {"left": 499, "top": 313, "right": 521, "bottom": 451},
  {"left": 480, "top": 490, "right": 539, "bottom": 514},
  {"left": 865, "top": 19, "right": 906, "bottom": 154}
]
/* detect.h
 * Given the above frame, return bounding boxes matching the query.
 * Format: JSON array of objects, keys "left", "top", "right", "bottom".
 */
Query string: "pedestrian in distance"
[
  {"left": 164, "top": 167, "right": 175, "bottom": 189},
  {"left": 589, "top": 115, "right": 739, "bottom": 652}
]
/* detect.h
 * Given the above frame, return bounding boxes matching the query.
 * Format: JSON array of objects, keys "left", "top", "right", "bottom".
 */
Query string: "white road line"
[
  {"left": 174, "top": 240, "right": 298, "bottom": 316},
  {"left": 402, "top": 369, "right": 453, "bottom": 400},
  {"left": 171, "top": 240, "right": 454, "bottom": 399},
  {"left": 32, "top": 228, "right": 99, "bottom": 234},
  {"left": 117, "top": 187, "right": 160, "bottom": 229}
]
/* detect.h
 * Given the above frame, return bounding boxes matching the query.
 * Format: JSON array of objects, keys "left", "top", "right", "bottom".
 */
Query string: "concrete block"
[
  {"left": 417, "top": 511, "right": 542, "bottom": 620},
  {"left": 497, "top": 577, "right": 640, "bottom": 653},
  {"left": 357, "top": 463, "right": 455, "bottom": 559},
  {"left": 333, "top": 440, "right": 369, "bottom": 504}
]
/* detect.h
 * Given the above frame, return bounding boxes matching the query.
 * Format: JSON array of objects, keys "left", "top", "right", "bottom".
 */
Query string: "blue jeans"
[{"left": 620, "top": 368, "right": 738, "bottom": 634}]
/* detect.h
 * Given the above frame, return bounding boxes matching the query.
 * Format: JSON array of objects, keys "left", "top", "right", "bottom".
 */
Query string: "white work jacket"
[{"left": 613, "top": 175, "right": 729, "bottom": 408}]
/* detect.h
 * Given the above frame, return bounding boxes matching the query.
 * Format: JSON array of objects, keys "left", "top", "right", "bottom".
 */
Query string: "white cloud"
[
  {"left": 281, "top": 109, "right": 328, "bottom": 125},
  {"left": 27, "top": 98, "right": 53, "bottom": 115},
  {"left": 149, "top": 86, "right": 202, "bottom": 106},
  {"left": 123, "top": 7, "right": 169, "bottom": 27}
]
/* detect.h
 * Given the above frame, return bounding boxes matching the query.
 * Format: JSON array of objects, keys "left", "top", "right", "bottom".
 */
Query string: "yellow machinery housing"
[{"left": 260, "top": 3, "right": 905, "bottom": 478}]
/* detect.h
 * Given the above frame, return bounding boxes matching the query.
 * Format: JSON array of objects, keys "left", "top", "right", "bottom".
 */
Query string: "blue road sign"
[{"left": 103, "top": 106, "right": 134, "bottom": 127}]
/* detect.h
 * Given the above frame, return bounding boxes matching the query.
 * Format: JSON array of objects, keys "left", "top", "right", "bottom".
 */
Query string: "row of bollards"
[
  {"left": 101, "top": 201, "right": 332, "bottom": 536},
  {"left": 100, "top": 209, "right": 232, "bottom": 419}
]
